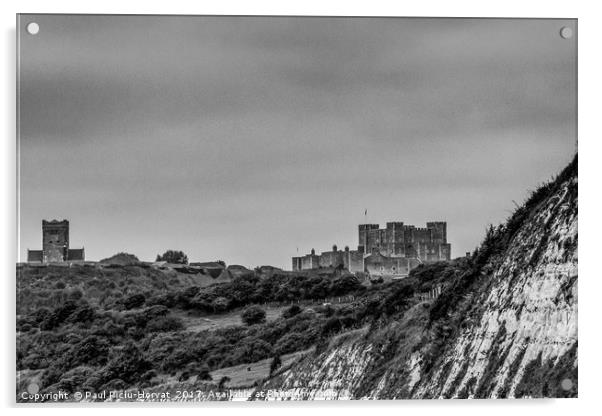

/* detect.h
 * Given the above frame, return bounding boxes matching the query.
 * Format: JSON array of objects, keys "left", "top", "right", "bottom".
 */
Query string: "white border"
[{"left": 2, "top": 1, "right": 600, "bottom": 415}]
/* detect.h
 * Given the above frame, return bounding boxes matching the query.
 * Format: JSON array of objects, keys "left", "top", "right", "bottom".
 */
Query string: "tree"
[
  {"left": 218, "top": 376, "right": 230, "bottom": 390},
  {"left": 269, "top": 354, "right": 282, "bottom": 375},
  {"left": 156, "top": 250, "right": 188, "bottom": 264},
  {"left": 197, "top": 364, "right": 212, "bottom": 381},
  {"left": 241, "top": 305, "right": 266, "bottom": 326}
]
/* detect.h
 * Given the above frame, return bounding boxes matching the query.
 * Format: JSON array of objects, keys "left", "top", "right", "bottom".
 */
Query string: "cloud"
[{"left": 18, "top": 16, "right": 576, "bottom": 267}]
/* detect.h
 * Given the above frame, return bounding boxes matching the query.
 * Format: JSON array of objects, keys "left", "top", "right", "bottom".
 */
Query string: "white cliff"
[{"left": 260, "top": 158, "right": 577, "bottom": 400}]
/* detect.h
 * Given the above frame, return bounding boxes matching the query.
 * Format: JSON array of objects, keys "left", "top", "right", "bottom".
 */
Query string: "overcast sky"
[{"left": 18, "top": 15, "right": 576, "bottom": 268}]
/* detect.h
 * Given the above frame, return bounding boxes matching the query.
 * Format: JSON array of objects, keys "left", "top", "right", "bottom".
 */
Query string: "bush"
[
  {"left": 218, "top": 376, "right": 230, "bottom": 390},
  {"left": 197, "top": 364, "right": 212, "bottom": 381},
  {"left": 212, "top": 297, "right": 230, "bottom": 313},
  {"left": 321, "top": 317, "right": 342, "bottom": 336},
  {"left": 101, "top": 343, "right": 151, "bottom": 384},
  {"left": 241, "top": 306, "right": 266, "bottom": 326},
  {"left": 146, "top": 316, "right": 184, "bottom": 332},
  {"left": 269, "top": 354, "right": 282, "bottom": 375},
  {"left": 123, "top": 294, "right": 145, "bottom": 310},
  {"left": 100, "top": 252, "right": 140, "bottom": 265},
  {"left": 156, "top": 250, "right": 188, "bottom": 264},
  {"left": 282, "top": 305, "right": 302, "bottom": 319},
  {"left": 40, "top": 301, "right": 78, "bottom": 330},
  {"left": 274, "top": 332, "right": 306, "bottom": 355},
  {"left": 65, "top": 303, "right": 96, "bottom": 324},
  {"left": 70, "top": 335, "right": 110, "bottom": 367}
]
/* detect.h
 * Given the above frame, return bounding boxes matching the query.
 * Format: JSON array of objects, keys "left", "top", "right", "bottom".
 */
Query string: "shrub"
[
  {"left": 282, "top": 305, "right": 302, "bottom": 319},
  {"left": 40, "top": 301, "right": 78, "bottom": 330},
  {"left": 146, "top": 316, "right": 184, "bottom": 332},
  {"left": 101, "top": 343, "right": 151, "bottom": 384},
  {"left": 224, "top": 338, "right": 273, "bottom": 365},
  {"left": 146, "top": 293, "right": 177, "bottom": 308},
  {"left": 241, "top": 306, "right": 266, "bottom": 326},
  {"left": 156, "top": 250, "right": 188, "bottom": 264},
  {"left": 269, "top": 354, "right": 282, "bottom": 375},
  {"left": 197, "top": 364, "right": 212, "bottom": 381},
  {"left": 330, "top": 274, "right": 362, "bottom": 295},
  {"left": 100, "top": 252, "right": 140, "bottom": 265},
  {"left": 321, "top": 317, "right": 342, "bottom": 336},
  {"left": 123, "top": 294, "right": 145, "bottom": 310},
  {"left": 212, "top": 297, "right": 230, "bottom": 313},
  {"left": 274, "top": 332, "right": 306, "bottom": 355},
  {"left": 65, "top": 303, "right": 97, "bottom": 324},
  {"left": 380, "top": 283, "right": 415, "bottom": 315},
  {"left": 218, "top": 376, "right": 230, "bottom": 390},
  {"left": 101, "top": 378, "right": 127, "bottom": 391},
  {"left": 143, "top": 305, "right": 170, "bottom": 318},
  {"left": 68, "top": 289, "right": 84, "bottom": 301},
  {"left": 70, "top": 335, "right": 110, "bottom": 367}
]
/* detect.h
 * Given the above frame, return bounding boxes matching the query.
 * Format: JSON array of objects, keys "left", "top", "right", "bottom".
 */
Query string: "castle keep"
[
  {"left": 27, "top": 220, "right": 85, "bottom": 263},
  {"left": 292, "top": 221, "right": 451, "bottom": 278}
]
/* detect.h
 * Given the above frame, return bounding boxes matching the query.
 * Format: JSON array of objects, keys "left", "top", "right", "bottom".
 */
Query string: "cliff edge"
[{"left": 259, "top": 156, "right": 578, "bottom": 399}]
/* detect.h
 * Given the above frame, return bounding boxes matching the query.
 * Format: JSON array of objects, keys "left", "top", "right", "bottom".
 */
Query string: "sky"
[{"left": 18, "top": 15, "right": 576, "bottom": 268}]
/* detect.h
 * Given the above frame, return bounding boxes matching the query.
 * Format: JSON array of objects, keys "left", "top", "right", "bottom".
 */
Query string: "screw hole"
[
  {"left": 26, "top": 22, "right": 40, "bottom": 35},
  {"left": 560, "top": 27, "right": 573, "bottom": 39}
]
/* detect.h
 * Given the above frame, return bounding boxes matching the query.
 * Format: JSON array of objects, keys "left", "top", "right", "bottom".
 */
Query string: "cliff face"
[{"left": 261, "top": 158, "right": 577, "bottom": 399}]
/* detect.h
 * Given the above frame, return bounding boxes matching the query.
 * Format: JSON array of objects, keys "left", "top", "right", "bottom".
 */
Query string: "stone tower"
[
  {"left": 42, "top": 220, "right": 70, "bottom": 262},
  {"left": 26, "top": 219, "right": 85, "bottom": 263}
]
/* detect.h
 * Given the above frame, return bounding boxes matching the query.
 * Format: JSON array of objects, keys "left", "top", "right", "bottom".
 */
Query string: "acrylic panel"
[{"left": 16, "top": 15, "right": 577, "bottom": 402}]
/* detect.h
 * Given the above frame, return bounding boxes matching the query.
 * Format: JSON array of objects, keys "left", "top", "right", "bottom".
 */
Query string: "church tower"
[{"left": 42, "top": 220, "right": 70, "bottom": 262}]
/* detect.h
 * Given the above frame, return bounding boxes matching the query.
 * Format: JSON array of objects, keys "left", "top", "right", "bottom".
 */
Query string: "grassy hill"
[
  {"left": 16, "top": 263, "right": 374, "bottom": 401},
  {"left": 16, "top": 263, "right": 229, "bottom": 314}
]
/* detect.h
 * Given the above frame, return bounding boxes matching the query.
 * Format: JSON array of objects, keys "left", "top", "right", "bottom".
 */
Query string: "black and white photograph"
[{"left": 15, "top": 14, "right": 577, "bottom": 402}]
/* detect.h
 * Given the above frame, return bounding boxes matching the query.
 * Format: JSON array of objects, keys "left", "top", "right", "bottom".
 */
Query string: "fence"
[
  {"left": 260, "top": 295, "right": 357, "bottom": 308},
  {"left": 258, "top": 285, "right": 443, "bottom": 309},
  {"left": 415, "top": 284, "right": 443, "bottom": 302}
]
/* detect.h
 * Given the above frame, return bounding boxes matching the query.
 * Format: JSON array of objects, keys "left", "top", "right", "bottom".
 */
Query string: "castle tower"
[
  {"left": 42, "top": 220, "right": 69, "bottom": 262},
  {"left": 426, "top": 221, "right": 447, "bottom": 244},
  {"left": 358, "top": 224, "right": 379, "bottom": 254},
  {"left": 386, "top": 222, "right": 405, "bottom": 256}
]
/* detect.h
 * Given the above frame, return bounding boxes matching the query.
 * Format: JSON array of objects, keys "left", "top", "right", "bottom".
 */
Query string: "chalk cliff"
[{"left": 259, "top": 156, "right": 577, "bottom": 399}]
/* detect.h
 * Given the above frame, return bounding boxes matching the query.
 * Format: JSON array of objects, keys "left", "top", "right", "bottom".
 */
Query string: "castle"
[
  {"left": 292, "top": 221, "right": 451, "bottom": 278},
  {"left": 27, "top": 220, "right": 85, "bottom": 263}
]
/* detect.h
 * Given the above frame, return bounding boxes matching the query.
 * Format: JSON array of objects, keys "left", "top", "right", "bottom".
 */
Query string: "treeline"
[{"left": 122, "top": 272, "right": 365, "bottom": 314}]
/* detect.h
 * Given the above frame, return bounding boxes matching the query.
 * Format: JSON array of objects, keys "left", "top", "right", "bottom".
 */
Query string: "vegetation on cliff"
[{"left": 261, "top": 155, "right": 578, "bottom": 399}]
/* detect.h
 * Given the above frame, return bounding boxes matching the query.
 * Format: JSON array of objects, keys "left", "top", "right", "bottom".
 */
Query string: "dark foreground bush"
[
  {"left": 241, "top": 306, "right": 266, "bottom": 326},
  {"left": 281, "top": 305, "right": 302, "bottom": 319}
]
